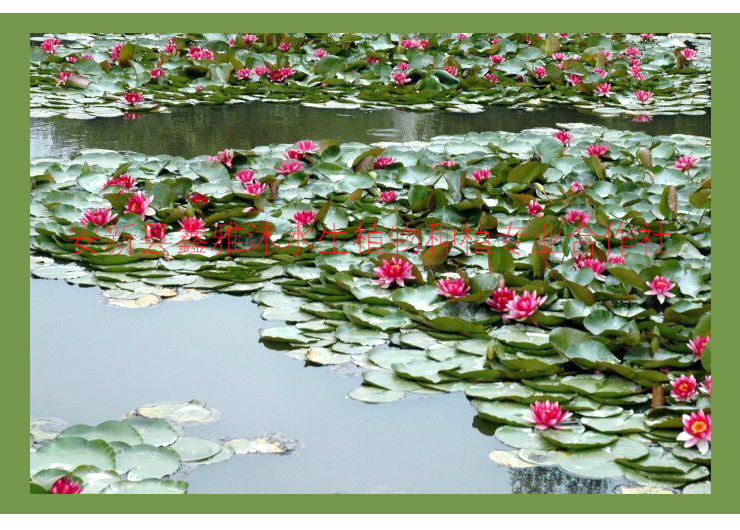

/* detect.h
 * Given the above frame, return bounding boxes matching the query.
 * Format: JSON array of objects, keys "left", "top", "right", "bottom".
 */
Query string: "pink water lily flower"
[
  {"left": 563, "top": 209, "right": 591, "bottom": 225},
  {"left": 677, "top": 410, "right": 711, "bottom": 455},
  {"left": 282, "top": 146, "right": 304, "bottom": 160},
  {"left": 629, "top": 66, "right": 645, "bottom": 81},
  {"left": 443, "top": 65, "right": 458, "bottom": 76},
  {"left": 268, "top": 68, "right": 295, "bottom": 83},
  {"left": 432, "top": 160, "right": 457, "bottom": 169},
  {"left": 123, "top": 91, "right": 144, "bottom": 106},
  {"left": 436, "top": 277, "right": 471, "bottom": 299},
  {"left": 178, "top": 216, "right": 206, "bottom": 238},
  {"left": 624, "top": 47, "right": 641, "bottom": 58},
  {"left": 586, "top": 144, "right": 610, "bottom": 158},
  {"left": 470, "top": 169, "right": 491, "bottom": 183},
  {"left": 374, "top": 157, "right": 396, "bottom": 170},
  {"left": 66, "top": 55, "right": 79, "bottom": 63},
  {"left": 366, "top": 56, "right": 379, "bottom": 64},
  {"left": 505, "top": 290, "right": 547, "bottom": 321},
  {"left": 278, "top": 42, "right": 292, "bottom": 52},
  {"left": 607, "top": 254, "right": 626, "bottom": 264},
  {"left": 124, "top": 192, "right": 155, "bottom": 221},
  {"left": 594, "top": 83, "right": 612, "bottom": 96},
  {"left": 41, "top": 37, "right": 61, "bottom": 54},
  {"left": 401, "top": 38, "right": 428, "bottom": 50},
  {"left": 50, "top": 477, "right": 82, "bottom": 494},
  {"left": 566, "top": 73, "right": 582, "bottom": 85},
  {"left": 164, "top": 38, "right": 177, "bottom": 54},
  {"left": 234, "top": 170, "right": 256, "bottom": 183},
  {"left": 489, "top": 54, "right": 505, "bottom": 65},
  {"left": 147, "top": 68, "right": 165, "bottom": 80},
  {"left": 146, "top": 222, "right": 165, "bottom": 242},
  {"left": 243, "top": 34, "right": 259, "bottom": 44},
  {"left": 528, "top": 200, "right": 544, "bottom": 217},
  {"left": 576, "top": 257, "right": 606, "bottom": 277},
  {"left": 486, "top": 280, "right": 516, "bottom": 313},
  {"left": 208, "top": 149, "right": 234, "bottom": 168},
  {"left": 295, "top": 140, "right": 319, "bottom": 154},
  {"left": 554, "top": 130, "right": 573, "bottom": 146},
  {"left": 570, "top": 182, "right": 584, "bottom": 194},
  {"left": 378, "top": 191, "right": 397, "bottom": 204},
  {"left": 688, "top": 335, "right": 710, "bottom": 359},
  {"left": 551, "top": 52, "right": 567, "bottom": 61},
  {"left": 373, "top": 257, "right": 416, "bottom": 288},
  {"left": 674, "top": 155, "right": 698, "bottom": 172},
  {"left": 484, "top": 72, "right": 500, "bottom": 83},
  {"left": 534, "top": 66, "right": 547, "bottom": 78},
  {"left": 680, "top": 48, "right": 697, "bottom": 61},
  {"left": 187, "top": 46, "right": 214, "bottom": 61},
  {"left": 527, "top": 401, "right": 572, "bottom": 430},
  {"left": 277, "top": 160, "right": 303, "bottom": 175},
  {"left": 645, "top": 275, "right": 676, "bottom": 303},
  {"left": 80, "top": 207, "right": 117, "bottom": 227},
  {"left": 103, "top": 175, "right": 137, "bottom": 189},
  {"left": 54, "top": 71, "right": 74, "bottom": 85},
  {"left": 634, "top": 90, "right": 654, "bottom": 104},
  {"left": 700, "top": 375, "right": 711, "bottom": 396},
  {"left": 593, "top": 68, "right": 607, "bottom": 77},
  {"left": 391, "top": 71, "right": 411, "bottom": 85},
  {"left": 670, "top": 374, "right": 698, "bottom": 402},
  {"left": 243, "top": 181, "right": 266, "bottom": 196},
  {"left": 313, "top": 48, "right": 328, "bottom": 58},
  {"left": 285, "top": 140, "right": 319, "bottom": 160},
  {"left": 396, "top": 62, "right": 411, "bottom": 71},
  {"left": 236, "top": 68, "right": 253, "bottom": 80},
  {"left": 110, "top": 42, "right": 124, "bottom": 61},
  {"left": 190, "top": 193, "right": 209, "bottom": 206},
  {"left": 640, "top": 33, "right": 654, "bottom": 41},
  {"left": 254, "top": 65, "right": 270, "bottom": 76},
  {"left": 293, "top": 209, "right": 317, "bottom": 227}
]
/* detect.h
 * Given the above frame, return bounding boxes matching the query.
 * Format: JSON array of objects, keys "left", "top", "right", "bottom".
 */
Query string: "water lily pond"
[{"left": 30, "top": 33, "right": 711, "bottom": 496}]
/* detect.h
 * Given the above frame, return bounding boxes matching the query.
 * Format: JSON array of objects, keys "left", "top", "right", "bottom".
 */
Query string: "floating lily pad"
[
  {"left": 136, "top": 400, "right": 220, "bottom": 425},
  {"left": 103, "top": 478, "right": 188, "bottom": 494},
  {"left": 348, "top": 385, "right": 405, "bottom": 404},
  {"left": 115, "top": 444, "right": 181, "bottom": 480}
]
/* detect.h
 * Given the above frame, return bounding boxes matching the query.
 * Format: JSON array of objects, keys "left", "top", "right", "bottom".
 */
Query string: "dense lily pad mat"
[
  {"left": 30, "top": 125, "right": 710, "bottom": 490},
  {"left": 30, "top": 401, "right": 296, "bottom": 494},
  {"left": 30, "top": 32, "right": 710, "bottom": 119}
]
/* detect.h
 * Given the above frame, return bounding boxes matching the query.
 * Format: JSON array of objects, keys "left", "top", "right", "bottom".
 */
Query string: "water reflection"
[
  {"left": 509, "top": 467, "right": 612, "bottom": 495},
  {"left": 31, "top": 102, "right": 710, "bottom": 160}
]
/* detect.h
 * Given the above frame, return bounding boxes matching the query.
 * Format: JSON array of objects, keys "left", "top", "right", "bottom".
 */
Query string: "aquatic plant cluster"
[
  {"left": 30, "top": 124, "right": 711, "bottom": 491},
  {"left": 30, "top": 401, "right": 295, "bottom": 494},
  {"left": 30, "top": 32, "right": 710, "bottom": 119}
]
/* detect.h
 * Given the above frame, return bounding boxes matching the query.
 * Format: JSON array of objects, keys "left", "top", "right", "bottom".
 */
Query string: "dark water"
[
  {"left": 30, "top": 102, "right": 710, "bottom": 160},
  {"left": 30, "top": 280, "right": 620, "bottom": 494}
]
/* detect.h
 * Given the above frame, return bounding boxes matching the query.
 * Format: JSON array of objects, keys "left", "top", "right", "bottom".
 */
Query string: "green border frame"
[{"left": 3, "top": 14, "right": 734, "bottom": 512}]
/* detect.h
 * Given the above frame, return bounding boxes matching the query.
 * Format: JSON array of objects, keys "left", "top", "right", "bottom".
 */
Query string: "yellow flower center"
[{"left": 690, "top": 420, "right": 707, "bottom": 435}]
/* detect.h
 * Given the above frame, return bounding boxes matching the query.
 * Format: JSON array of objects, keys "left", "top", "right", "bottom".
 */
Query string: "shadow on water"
[
  {"left": 30, "top": 279, "right": 621, "bottom": 494},
  {"left": 31, "top": 101, "right": 710, "bottom": 160}
]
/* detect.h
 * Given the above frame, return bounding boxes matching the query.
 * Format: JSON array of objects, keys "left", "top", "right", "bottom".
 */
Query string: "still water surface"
[
  {"left": 30, "top": 280, "right": 622, "bottom": 494},
  {"left": 31, "top": 101, "right": 710, "bottom": 159},
  {"left": 31, "top": 102, "right": 708, "bottom": 493}
]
